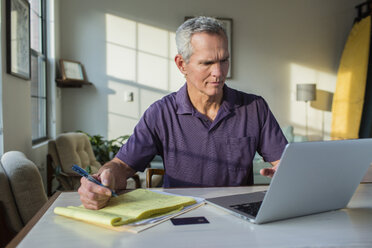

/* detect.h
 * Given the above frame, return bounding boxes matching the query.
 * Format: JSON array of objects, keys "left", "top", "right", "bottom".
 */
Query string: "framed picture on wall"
[
  {"left": 6, "top": 0, "right": 31, "bottom": 80},
  {"left": 184, "top": 16, "right": 233, "bottom": 79},
  {"left": 59, "top": 59, "right": 87, "bottom": 81}
]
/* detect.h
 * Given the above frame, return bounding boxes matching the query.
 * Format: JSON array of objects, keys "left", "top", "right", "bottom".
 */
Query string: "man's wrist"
[{"left": 98, "top": 159, "right": 136, "bottom": 189}]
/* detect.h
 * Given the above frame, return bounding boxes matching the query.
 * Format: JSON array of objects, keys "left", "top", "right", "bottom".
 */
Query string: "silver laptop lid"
[{"left": 255, "top": 138, "right": 372, "bottom": 224}]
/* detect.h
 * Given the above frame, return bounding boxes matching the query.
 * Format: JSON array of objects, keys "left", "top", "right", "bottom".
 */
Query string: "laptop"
[{"left": 206, "top": 138, "right": 372, "bottom": 224}]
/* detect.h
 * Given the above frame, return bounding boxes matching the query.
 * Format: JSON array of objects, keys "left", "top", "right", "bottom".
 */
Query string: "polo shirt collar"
[
  {"left": 176, "top": 84, "right": 192, "bottom": 114},
  {"left": 175, "top": 83, "right": 239, "bottom": 115},
  {"left": 221, "top": 84, "right": 239, "bottom": 111}
]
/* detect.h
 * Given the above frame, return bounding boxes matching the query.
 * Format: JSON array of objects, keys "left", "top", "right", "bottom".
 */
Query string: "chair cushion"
[
  {"left": 54, "top": 132, "right": 101, "bottom": 174},
  {"left": 1, "top": 151, "right": 47, "bottom": 224},
  {"left": 0, "top": 162, "right": 23, "bottom": 231}
]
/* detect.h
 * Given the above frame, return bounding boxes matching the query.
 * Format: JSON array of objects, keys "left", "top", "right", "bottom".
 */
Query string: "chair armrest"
[
  {"left": 146, "top": 168, "right": 165, "bottom": 188},
  {"left": 129, "top": 174, "right": 141, "bottom": 188}
]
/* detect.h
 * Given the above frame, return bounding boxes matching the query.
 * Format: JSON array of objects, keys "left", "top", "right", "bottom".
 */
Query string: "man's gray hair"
[{"left": 175, "top": 16, "right": 227, "bottom": 63}]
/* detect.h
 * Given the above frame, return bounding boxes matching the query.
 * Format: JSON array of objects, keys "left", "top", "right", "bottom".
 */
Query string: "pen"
[{"left": 72, "top": 164, "right": 118, "bottom": 197}]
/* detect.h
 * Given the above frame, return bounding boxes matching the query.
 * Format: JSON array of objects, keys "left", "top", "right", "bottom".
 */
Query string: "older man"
[{"left": 79, "top": 16, "right": 287, "bottom": 210}]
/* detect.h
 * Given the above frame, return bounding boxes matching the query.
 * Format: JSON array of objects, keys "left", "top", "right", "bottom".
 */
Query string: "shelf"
[{"left": 55, "top": 79, "right": 93, "bottom": 88}]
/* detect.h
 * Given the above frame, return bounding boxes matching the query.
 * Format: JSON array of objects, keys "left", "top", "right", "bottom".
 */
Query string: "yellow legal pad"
[{"left": 54, "top": 189, "right": 197, "bottom": 227}]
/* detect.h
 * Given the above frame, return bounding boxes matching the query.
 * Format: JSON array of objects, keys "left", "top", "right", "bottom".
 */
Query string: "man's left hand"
[{"left": 260, "top": 160, "right": 280, "bottom": 178}]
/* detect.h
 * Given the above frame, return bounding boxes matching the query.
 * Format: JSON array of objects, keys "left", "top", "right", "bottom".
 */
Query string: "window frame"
[{"left": 30, "top": 0, "right": 48, "bottom": 144}]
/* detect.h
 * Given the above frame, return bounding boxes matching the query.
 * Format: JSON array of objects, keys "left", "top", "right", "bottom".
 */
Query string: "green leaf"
[{"left": 77, "top": 131, "right": 130, "bottom": 164}]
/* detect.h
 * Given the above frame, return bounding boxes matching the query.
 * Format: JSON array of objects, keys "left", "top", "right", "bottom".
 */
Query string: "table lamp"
[
  {"left": 310, "top": 90, "right": 333, "bottom": 139},
  {"left": 296, "top": 84, "right": 316, "bottom": 136}
]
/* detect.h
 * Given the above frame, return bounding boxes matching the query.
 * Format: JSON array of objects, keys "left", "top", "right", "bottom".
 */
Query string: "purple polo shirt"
[{"left": 116, "top": 84, "right": 287, "bottom": 187}]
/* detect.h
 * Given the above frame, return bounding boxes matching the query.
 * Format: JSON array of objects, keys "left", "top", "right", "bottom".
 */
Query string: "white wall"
[
  {"left": 0, "top": 0, "right": 62, "bottom": 187},
  {"left": 57, "top": 0, "right": 360, "bottom": 141},
  {"left": 1, "top": 1, "right": 33, "bottom": 153}
]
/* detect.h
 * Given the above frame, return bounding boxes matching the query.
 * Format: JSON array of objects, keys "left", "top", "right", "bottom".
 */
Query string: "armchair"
[
  {"left": 0, "top": 161, "right": 22, "bottom": 246},
  {"left": 0, "top": 151, "right": 47, "bottom": 246},
  {"left": 47, "top": 132, "right": 101, "bottom": 195}
]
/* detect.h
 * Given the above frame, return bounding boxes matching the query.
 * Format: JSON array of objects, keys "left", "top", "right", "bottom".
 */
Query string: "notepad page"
[{"left": 54, "top": 189, "right": 196, "bottom": 227}]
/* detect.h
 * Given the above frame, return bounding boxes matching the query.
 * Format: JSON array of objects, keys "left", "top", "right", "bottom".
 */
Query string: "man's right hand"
[
  {"left": 77, "top": 157, "right": 136, "bottom": 210},
  {"left": 78, "top": 168, "right": 117, "bottom": 210}
]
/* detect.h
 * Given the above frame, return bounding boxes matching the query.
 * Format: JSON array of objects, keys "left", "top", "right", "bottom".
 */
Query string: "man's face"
[{"left": 177, "top": 32, "right": 230, "bottom": 99}]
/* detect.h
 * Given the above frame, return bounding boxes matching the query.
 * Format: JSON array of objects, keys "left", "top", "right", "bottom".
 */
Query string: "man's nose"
[{"left": 211, "top": 63, "right": 222, "bottom": 79}]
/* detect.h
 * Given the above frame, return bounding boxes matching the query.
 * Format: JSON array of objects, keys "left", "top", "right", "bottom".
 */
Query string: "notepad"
[{"left": 54, "top": 189, "right": 203, "bottom": 232}]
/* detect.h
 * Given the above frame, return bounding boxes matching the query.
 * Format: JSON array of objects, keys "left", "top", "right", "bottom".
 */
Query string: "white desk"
[{"left": 9, "top": 184, "right": 372, "bottom": 248}]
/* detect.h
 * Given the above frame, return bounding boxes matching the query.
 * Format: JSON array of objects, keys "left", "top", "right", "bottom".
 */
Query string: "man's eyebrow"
[
  {"left": 201, "top": 60, "right": 215, "bottom": 64},
  {"left": 201, "top": 56, "right": 230, "bottom": 64}
]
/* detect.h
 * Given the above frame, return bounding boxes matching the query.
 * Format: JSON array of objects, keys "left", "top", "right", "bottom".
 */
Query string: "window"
[{"left": 30, "top": 0, "right": 47, "bottom": 143}]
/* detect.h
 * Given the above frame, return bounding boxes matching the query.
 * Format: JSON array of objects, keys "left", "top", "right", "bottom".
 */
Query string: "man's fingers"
[
  {"left": 260, "top": 168, "right": 275, "bottom": 178},
  {"left": 80, "top": 195, "right": 108, "bottom": 210},
  {"left": 80, "top": 177, "right": 112, "bottom": 196},
  {"left": 78, "top": 180, "right": 110, "bottom": 200},
  {"left": 78, "top": 177, "right": 112, "bottom": 209},
  {"left": 99, "top": 169, "right": 115, "bottom": 189},
  {"left": 77, "top": 164, "right": 128, "bottom": 210}
]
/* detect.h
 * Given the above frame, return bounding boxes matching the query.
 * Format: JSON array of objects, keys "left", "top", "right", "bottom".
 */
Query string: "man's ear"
[{"left": 175, "top": 54, "right": 187, "bottom": 75}]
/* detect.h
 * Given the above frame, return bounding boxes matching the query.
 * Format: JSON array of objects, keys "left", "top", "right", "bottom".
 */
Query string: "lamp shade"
[{"left": 296, "top": 84, "right": 316, "bottom": 101}]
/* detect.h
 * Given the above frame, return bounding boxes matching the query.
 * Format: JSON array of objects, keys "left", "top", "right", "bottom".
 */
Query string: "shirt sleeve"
[
  {"left": 256, "top": 97, "right": 288, "bottom": 162},
  {"left": 115, "top": 104, "right": 160, "bottom": 172}
]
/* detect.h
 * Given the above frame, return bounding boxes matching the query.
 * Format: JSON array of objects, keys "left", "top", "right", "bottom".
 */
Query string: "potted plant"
[{"left": 78, "top": 131, "right": 130, "bottom": 164}]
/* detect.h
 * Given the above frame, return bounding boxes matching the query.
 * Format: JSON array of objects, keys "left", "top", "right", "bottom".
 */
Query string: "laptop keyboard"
[{"left": 230, "top": 201, "right": 263, "bottom": 217}]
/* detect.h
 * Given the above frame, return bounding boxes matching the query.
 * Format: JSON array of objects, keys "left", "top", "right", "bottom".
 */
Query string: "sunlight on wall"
[
  {"left": 107, "top": 80, "right": 139, "bottom": 118},
  {"left": 138, "top": 23, "right": 168, "bottom": 89},
  {"left": 105, "top": 14, "right": 184, "bottom": 89},
  {"left": 105, "top": 14, "right": 184, "bottom": 139},
  {"left": 107, "top": 80, "right": 140, "bottom": 139},
  {"left": 138, "top": 52, "right": 168, "bottom": 89},
  {"left": 138, "top": 23, "right": 168, "bottom": 56},
  {"left": 289, "top": 63, "right": 337, "bottom": 140},
  {"left": 106, "top": 15, "right": 136, "bottom": 47},
  {"left": 106, "top": 44, "right": 136, "bottom": 81},
  {"left": 106, "top": 16, "right": 136, "bottom": 81}
]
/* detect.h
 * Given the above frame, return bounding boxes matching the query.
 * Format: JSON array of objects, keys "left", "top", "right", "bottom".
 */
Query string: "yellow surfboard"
[{"left": 331, "top": 16, "right": 371, "bottom": 139}]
